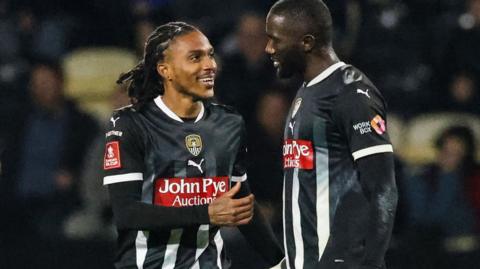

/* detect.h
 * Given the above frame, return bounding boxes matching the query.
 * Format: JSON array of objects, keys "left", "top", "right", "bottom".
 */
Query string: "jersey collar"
[
  {"left": 154, "top": 96, "right": 205, "bottom": 123},
  {"left": 305, "top": 61, "right": 346, "bottom": 87}
]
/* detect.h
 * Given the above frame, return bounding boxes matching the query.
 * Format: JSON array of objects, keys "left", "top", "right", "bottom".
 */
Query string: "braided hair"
[{"left": 117, "top": 22, "right": 198, "bottom": 108}]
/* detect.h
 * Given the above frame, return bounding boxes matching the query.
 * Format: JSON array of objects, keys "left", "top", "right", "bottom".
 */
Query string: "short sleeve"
[
  {"left": 333, "top": 84, "right": 393, "bottom": 161},
  {"left": 103, "top": 111, "right": 145, "bottom": 185},
  {"left": 231, "top": 120, "right": 248, "bottom": 182}
]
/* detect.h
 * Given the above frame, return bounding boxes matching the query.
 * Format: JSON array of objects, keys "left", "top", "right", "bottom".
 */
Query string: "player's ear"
[
  {"left": 157, "top": 63, "right": 171, "bottom": 81},
  {"left": 302, "top": 34, "right": 315, "bottom": 52}
]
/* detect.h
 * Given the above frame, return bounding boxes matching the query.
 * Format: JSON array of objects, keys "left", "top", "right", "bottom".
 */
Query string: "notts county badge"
[
  {"left": 292, "top": 98, "right": 302, "bottom": 118},
  {"left": 185, "top": 134, "right": 202, "bottom": 156}
]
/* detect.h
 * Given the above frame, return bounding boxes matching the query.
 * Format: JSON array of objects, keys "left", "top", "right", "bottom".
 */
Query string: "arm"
[
  {"left": 108, "top": 181, "right": 210, "bottom": 230},
  {"left": 357, "top": 152, "right": 398, "bottom": 269},
  {"left": 235, "top": 181, "right": 285, "bottom": 267},
  {"left": 109, "top": 180, "right": 255, "bottom": 230}
]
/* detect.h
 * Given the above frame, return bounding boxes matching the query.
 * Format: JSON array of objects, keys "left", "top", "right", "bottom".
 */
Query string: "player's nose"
[{"left": 265, "top": 39, "right": 274, "bottom": 55}]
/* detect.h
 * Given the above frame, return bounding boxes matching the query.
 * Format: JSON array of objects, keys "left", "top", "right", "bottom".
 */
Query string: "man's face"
[
  {"left": 265, "top": 12, "right": 306, "bottom": 78},
  {"left": 161, "top": 30, "right": 217, "bottom": 100},
  {"left": 30, "top": 66, "right": 63, "bottom": 109}
]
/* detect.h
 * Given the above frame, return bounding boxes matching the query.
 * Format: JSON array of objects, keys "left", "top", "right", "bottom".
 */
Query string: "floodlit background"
[{"left": 1, "top": 0, "right": 480, "bottom": 268}]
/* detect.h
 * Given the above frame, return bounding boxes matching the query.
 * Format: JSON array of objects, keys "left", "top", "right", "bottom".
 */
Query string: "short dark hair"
[
  {"left": 117, "top": 22, "right": 198, "bottom": 108},
  {"left": 435, "top": 125, "right": 476, "bottom": 165},
  {"left": 270, "top": 0, "right": 333, "bottom": 47},
  {"left": 31, "top": 59, "right": 64, "bottom": 81}
]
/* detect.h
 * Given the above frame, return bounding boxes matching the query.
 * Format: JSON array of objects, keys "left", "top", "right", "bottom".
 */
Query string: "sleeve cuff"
[
  {"left": 352, "top": 144, "right": 393, "bottom": 161},
  {"left": 103, "top": 172, "right": 143, "bottom": 185},
  {"left": 231, "top": 173, "right": 247, "bottom": 182}
]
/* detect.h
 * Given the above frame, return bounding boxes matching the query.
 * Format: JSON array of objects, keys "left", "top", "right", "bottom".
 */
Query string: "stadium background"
[{"left": 0, "top": 0, "right": 479, "bottom": 268}]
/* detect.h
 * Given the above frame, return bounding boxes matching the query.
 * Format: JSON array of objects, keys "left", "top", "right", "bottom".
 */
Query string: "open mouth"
[{"left": 198, "top": 76, "right": 215, "bottom": 88}]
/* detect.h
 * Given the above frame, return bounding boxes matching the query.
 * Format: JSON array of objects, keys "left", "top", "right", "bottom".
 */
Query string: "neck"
[
  {"left": 162, "top": 87, "right": 202, "bottom": 119},
  {"left": 304, "top": 47, "right": 339, "bottom": 82}
]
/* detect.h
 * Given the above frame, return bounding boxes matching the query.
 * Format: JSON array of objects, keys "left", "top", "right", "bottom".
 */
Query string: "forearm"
[
  {"left": 108, "top": 182, "right": 210, "bottom": 230},
  {"left": 234, "top": 181, "right": 284, "bottom": 266},
  {"left": 238, "top": 202, "right": 284, "bottom": 266},
  {"left": 357, "top": 153, "right": 398, "bottom": 267}
]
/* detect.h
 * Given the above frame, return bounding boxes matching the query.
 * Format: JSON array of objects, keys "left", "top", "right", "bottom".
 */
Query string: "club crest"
[
  {"left": 185, "top": 134, "right": 203, "bottom": 156},
  {"left": 292, "top": 98, "right": 302, "bottom": 118}
]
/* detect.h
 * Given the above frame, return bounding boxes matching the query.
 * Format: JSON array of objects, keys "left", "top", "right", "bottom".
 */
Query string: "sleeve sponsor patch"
[{"left": 104, "top": 141, "right": 122, "bottom": 170}]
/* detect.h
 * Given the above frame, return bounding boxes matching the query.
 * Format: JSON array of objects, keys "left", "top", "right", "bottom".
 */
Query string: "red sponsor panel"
[
  {"left": 283, "top": 139, "right": 314, "bottom": 169},
  {"left": 154, "top": 177, "right": 229, "bottom": 207},
  {"left": 104, "top": 141, "right": 121, "bottom": 169}
]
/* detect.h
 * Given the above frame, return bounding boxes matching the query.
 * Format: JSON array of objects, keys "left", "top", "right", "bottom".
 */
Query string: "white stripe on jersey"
[
  {"left": 214, "top": 231, "right": 224, "bottom": 269},
  {"left": 103, "top": 172, "right": 143, "bottom": 185},
  {"left": 191, "top": 225, "right": 210, "bottom": 269},
  {"left": 135, "top": 230, "right": 149, "bottom": 269},
  {"left": 231, "top": 173, "right": 247, "bottom": 182},
  {"left": 282, "top": 174, "right": 291, "bottom": 269},
  {"left": 316, "top": 147, "right": 330, "bottom": 261},
  {"left": 352, "top": 144, "right": 393, "bottom": 160},
  {"left": 161, "top": 229, "right": 184, "bottom": 269},
  {"left": 292, "top": 168, "right": 304, "bottom": 269}
]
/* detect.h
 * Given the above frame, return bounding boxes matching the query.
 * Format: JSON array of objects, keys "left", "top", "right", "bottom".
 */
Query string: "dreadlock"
[{"left": 117, "top": 22, "right": 198, "bottom": 108}]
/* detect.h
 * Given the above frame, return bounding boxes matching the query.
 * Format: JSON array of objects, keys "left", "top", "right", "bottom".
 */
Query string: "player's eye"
[
  {"left": 189, "top": 54, "right": 201, "bottom": 62},
  {"left": 208, "top": 50, "right": 215, "bottom": 58}
]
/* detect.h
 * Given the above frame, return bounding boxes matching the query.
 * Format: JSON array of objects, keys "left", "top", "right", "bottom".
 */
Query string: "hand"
[{"left": 208, "top": 182, "right": 254, "bottom": 226}]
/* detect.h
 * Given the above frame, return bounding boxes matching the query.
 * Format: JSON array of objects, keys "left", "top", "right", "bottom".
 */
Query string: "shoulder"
[
  {"left": 208, "top": 102, "right": 244, "bottom": 120},
  {"left": 334, "top": 66, "right": 384, "bottom": 107},
  {"left": 108, "top": 105, "right": 140, "bottom": 130},
  {"left": 206, "top": 102, "right": 246, "bottom": 132}
]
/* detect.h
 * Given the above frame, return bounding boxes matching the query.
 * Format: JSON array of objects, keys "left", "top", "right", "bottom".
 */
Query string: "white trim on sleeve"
[
  {"left": 231, "top": 173, "right": 247, "bottom": 182},
  {"left": 352, "top": 144, "right": 393, "bottom": 161},
  {"left": 103, "top": 172, "right": 143, "bottom": 185}
]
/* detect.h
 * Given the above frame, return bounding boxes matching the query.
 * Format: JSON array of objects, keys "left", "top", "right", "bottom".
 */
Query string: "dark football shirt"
[
  {"left": 282, "top": 62, "right": 393, "bottom": 269},
  {"left": 103, "top": 96, "right": 247, "bottom": 269}
]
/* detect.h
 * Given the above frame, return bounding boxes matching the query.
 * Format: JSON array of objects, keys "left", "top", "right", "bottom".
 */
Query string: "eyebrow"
[{"left": 187, "top": 47, "right": 214, "bottom": 54}]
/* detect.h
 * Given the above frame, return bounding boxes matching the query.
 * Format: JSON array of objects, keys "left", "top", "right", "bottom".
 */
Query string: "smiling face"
[
  {"left": 159, "top": 30, "right": 217, "bottom": 100},
  {"left": 265, "top": 12, "right": 306, "bottom": 78}
]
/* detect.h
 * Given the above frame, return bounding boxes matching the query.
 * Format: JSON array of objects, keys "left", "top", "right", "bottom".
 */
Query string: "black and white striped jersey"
[
  {"left": 282, "top": 62, "right": 393, "bottom": 269},
  {"left": 103, "top": 96, "right": 247, "bottom": 269}
]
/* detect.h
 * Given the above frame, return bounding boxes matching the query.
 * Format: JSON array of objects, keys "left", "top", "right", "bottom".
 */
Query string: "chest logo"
[
  {"left": 188, "top": 159, "right": 204, "bottom": 173},
  {"left": 291, "top": 98, "right": 302, "bottom": 118},
  {"left": 356, "top": 88, "right": 370, "bottom": 98},
  {"left": 185, "top": 134, "right": 203, "bottom": 156}
]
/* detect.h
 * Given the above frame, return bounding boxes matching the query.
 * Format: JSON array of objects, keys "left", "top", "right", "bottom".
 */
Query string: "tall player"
[
  {"left": 103, "top": 22, "right": 283, "bottom": 268},
  {"left": 265, "top": 1, "right": 398, "bottom": 269}
]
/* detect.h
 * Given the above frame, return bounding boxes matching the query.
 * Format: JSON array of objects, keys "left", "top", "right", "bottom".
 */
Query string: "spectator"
[
  {"left": 216, "top": 12, "right": 275, "bottom": 126},
  {"left": 0, "top": 60, "right": 98, "bottom": 267},
  {"left": 402, "top": 125, "right": 480, "bottom": 268}
]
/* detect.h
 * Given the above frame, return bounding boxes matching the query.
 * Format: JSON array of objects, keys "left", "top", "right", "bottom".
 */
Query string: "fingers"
[
  {"left": 230, "top": 193, "right": 254, "bottom": 207},
  {"left": 224, "top": 181, "right": 241, "bottom": 198}
]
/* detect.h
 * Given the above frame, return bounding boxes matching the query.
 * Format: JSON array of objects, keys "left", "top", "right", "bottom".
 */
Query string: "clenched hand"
[{"left": 208, "top": 182, "right": 254, "bottom": 226}]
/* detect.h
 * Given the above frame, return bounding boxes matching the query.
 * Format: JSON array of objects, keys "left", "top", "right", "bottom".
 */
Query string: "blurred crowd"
[{"left": 0, "top": 0, "right": 480, "bottom": 268}]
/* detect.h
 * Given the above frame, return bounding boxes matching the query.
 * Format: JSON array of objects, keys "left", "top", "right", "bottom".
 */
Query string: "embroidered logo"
[
  {"left": 185, "top": 134, "right": 202, "bottom": 156},
  {"left": 110, "top": 117, "right": 120, "bottom": 127},
  {"left": 371, "top": 115, "right": 386, "bottom": 135},
  {"left": 292, "top": 98, "right": 302, "bottom": 118},
  {"left": 356, "top": 88, "right": 370, "bottom": 98},
  {"left": 104, "top": 141, "right": 121, "bottom": 169},
  {"left": 188, "top": 159, "right": 204, "bottom": 173}
]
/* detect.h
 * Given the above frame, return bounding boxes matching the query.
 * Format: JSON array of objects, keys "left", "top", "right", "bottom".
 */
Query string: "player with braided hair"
[{"left": 103, "top": 22, "right": 283, "bottom": 268}]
